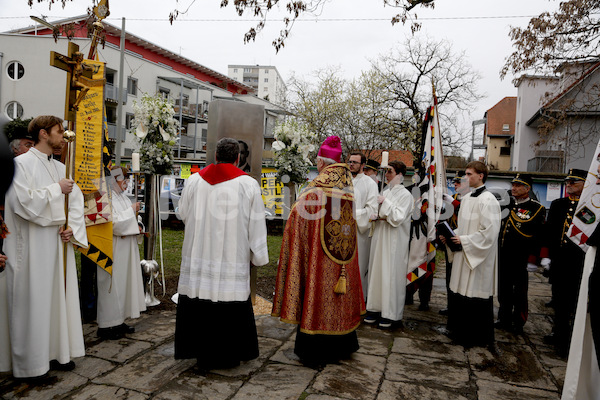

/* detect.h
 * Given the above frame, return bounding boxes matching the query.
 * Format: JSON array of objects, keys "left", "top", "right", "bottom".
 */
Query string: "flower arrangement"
[
  {"left": 272, "top": 119, "right": 318, "bottom": 185},
  {"left": 132, "top": 93, "right": 180, "bottom": 175}
]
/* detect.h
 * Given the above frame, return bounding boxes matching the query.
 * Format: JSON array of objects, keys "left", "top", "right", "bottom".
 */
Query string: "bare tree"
[
  {"left": 28, "top": 0, "right": 435, "bottom": 52},
  {"left": 371, "top": 36, "right": 481, "bottom": 156},
  {"left": 502, "top": 1, "right": 600, "bottom": 166},
  {"left": 501, "top": 0, "right": 600, "bottom": 78}
]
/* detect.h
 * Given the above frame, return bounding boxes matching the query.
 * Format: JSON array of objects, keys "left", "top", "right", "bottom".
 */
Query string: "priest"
[
  {"left": 96, "top": 166, "right": 146, "bottom": 340},
  {"left": 443, "top": 161, "right": 500, "bottom": 349},
  {"left": 272, "top": 136, "right": 365, "bottom": 365},
  {"left": 1, "top": 115, "right": 88, "bottom": 378},
  {"left": 175, "top": 137, "right": 268, "bottom": 370},
  {"left": 347, "top": 151, "right": 378, "bottom": 300}
]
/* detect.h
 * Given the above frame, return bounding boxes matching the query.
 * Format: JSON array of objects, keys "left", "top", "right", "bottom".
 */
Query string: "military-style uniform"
[
  {"left": 543, "top": 195, "right": 586, "bottom": 349},
  {"left": 497, "top": 195, "right": 545, "bottom": 330}
]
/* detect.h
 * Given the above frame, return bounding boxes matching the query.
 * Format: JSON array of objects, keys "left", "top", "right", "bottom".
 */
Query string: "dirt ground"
[{"left": 149, "top": 273, "right": 277, "bottom": 313}]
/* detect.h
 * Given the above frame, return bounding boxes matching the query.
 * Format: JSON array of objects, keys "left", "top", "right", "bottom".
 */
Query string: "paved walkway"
[{"left": 0, "top": 270, "right": 567, "bottom": 399}]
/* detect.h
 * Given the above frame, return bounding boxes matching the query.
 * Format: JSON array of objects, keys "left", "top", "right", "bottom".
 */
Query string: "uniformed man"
[
  {"left": 542, "top": 168, "right": 588, "bottom": 356},
  {"left": 363, "top": 159, "right": 381, "bottom": 186},
  {"left": 495, "top": 174, "right": 545, "bottom": 334}
]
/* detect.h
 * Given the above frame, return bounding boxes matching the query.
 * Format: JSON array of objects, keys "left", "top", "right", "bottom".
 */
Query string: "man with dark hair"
[
  {"left": 237, "top": 140, "right": 251, "bottom": 172},
  {"left": 1, "top": 115, "right": 88, "bottom": 378},
  {"left": 542, "top": 168, "right": 587, "bottom": 356},
  {"left": 365, "top": 160, "right": 413, "bottom": 328},
  {"left": 348, "top": 151, "right": 378, "bottom": 300},
  {"left": 496, "top": 174, "right": 546, "bottom": 334},
  {"left": 175, "top": 137, "right": 268, "bottom": 370},
  {"left": 441, "top": 161, "right": 500, "bottom": 349}
]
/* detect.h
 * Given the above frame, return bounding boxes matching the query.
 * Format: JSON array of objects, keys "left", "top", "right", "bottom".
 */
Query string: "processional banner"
[{"left": 74, "top": 59, "right": 113, "bottom": 276}]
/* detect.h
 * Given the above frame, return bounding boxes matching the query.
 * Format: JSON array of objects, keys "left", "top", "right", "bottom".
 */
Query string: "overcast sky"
[{"left": 1, "top": 0, "right": 561, "bottom": 155}]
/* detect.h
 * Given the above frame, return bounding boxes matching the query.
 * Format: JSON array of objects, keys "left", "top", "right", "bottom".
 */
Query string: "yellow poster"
[
  {"left": 261, "top": 168, "right": 284, "bottom": 217},
  {"left": 74, "top": 59, "right": 113, "bottom": 275}
]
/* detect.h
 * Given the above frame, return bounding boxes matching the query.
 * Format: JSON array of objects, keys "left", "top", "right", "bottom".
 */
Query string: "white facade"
[
  {"left": 1, "top": 27, "right": 288, "bottom": 160},
  {"left": 511, "top": 76, "right": 558, "bottom": 171},
  {"left": 228, "top": 65, "right": 287, "bottom": 106}
]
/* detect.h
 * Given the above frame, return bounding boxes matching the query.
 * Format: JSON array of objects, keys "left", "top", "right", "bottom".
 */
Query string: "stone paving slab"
[
  {"left": 270, "top": 337, "right": 303, "bottom": 366},
  {"left": 356, "top": 325, "right": 394, "bottom": 357},
  {"left": 231, "top": 363, "right": 316, "bottom": 400},
  {"left": 152, "top": 372, "right": 244, "bottom": 400},
  {"left": 477, "top": 379, "right": 560, "bottom": 399},
  {"left": 386, "top": 353, "right": 470, "bottom": 389},
  {"left": 312, "top": 353, "right": 386, "bottom": 400},
  {"left": 378, "top": 380, "right": 472, "bottom": 400},
  {"left": 255, "top": 315, "right": 296, "bottom": 341},
  {"left": 93, "top": 343, "right": 194, "bottom": 394},
  {"left": 71, "top": 355, "right": 115, "bottom": 379},
  {"left": 468, "top": 344, "right": 556, "bottom": 391},
  {"left": 210, "top": 336, "right": 282, "bottom": 378},
  {"left": 391, "top": 336, "right": 467, "bottom": 362},
  {"left": 86, "top": 337, "right": 153, "bottom": 363},
  {"left": 0, "top": 371, "right": 88, "bottom": 400},
  {"left": 70, "top": 384, "right": 149, "bottom": 400}
]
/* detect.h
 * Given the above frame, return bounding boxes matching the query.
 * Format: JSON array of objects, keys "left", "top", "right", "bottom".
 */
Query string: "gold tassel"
[{"left": 334, "top": 266, "right": 347, "bottom": 294}]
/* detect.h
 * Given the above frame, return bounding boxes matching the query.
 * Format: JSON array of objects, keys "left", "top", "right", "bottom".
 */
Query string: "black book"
[{"left": 436, "top": 221, "right": 462, "bottom": 252}]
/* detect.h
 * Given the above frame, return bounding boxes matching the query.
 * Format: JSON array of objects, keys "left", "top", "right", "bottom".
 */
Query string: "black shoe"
[
  {"left": 494, "top": 320, "right": 511, "bottom": 331},
  {"left": 405, "top": 297, "right": 414, "bottom": 305},
  {"left": 118, "top": 323, "right": 135, "bottom": 334},
  {"left": 50, "top": 359, "right": 76, "bottom": 371},
  {"left": 98, "top": 326, "right": 125, "bottom": 340},
  {"left": 512, "top": 325, "right": 524, "bottom": 335},
  {"left": 417, "top": 303, "right": 430, "bottom": 311},
  {"left": 438, "top": 308, "right": 449, "bottom": 316},
  {"left": 545, "top": 300, "right": 554, "bottom": 308}
]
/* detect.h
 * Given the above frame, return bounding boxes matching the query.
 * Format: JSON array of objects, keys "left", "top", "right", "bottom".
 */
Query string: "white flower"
[
  {"left": 272, "top": 140, "right": 286, "bottom": 151},
  {"left": 159, "top": 125, "right": 171, "bottom": 141},
  {"left": 135, "top": 123, "right": 148, "bottom": 139}
]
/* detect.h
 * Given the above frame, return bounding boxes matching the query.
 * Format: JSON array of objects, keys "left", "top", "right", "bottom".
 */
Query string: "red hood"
[{"left": 198, "top": 163, "right": 247, "bottom": 185}]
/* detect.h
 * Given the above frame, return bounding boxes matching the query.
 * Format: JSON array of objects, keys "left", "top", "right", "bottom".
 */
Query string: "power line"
[{"left": 0, "top": 14, "right": 576, "bottom": 23}]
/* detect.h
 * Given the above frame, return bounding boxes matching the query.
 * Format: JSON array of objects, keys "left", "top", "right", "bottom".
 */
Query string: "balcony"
[
  {"left": 527, "top": 150, "right": 565, "bottom": 173},
  {"left": 106, "top": 123, "right": 126, "bottom": 142},
  {"left": 104, "top": 84, "right": 128, "bottom": 105}
]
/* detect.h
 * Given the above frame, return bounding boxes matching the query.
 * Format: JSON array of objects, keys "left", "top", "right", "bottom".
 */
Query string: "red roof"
[
  {"left": 485, "top": 97, "right": 517, "bottom": 137},
  {"left": 358, "top": 149, "right": 413, "bottom": 167}
]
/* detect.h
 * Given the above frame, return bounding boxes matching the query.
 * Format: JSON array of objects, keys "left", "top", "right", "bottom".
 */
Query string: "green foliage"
[{"left": 3, "top": 118, "right": 32, "bottom": 142}]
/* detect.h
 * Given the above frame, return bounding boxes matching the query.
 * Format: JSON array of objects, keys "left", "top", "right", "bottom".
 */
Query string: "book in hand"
[{"left": 436, "top": 221, "right": 462, "bottom": 252}]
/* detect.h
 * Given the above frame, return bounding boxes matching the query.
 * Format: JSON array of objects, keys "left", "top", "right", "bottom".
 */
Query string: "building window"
[
  {"left": 6, "top": 61, "right": 24, "bottom": 81},
  {"left": 233, "top": 68, "right": 238, "bottom": 73},
  {"left": 502, "top": 124, "right": 510, "bottom": 131},
  {"left": 500, "top": 146, "right": 511, "bottom": 156},
  {"left": 264, "top": 78, "right": 268, "bottom": 83},
  {"left": 158, "top": 87, "right": 170, "bottom": 100},
  {"left": 244, "top": 68, "right": 251, "bottom": 73},
  {"left": 264, "top": 69, "right": 269, "bottom": 74},
  {"left": 125, "top": 113, "right": 135, "bottom": 129},
  {"left": 127, "top": 77, "right": 138, "bottom": 96},
  {"left": 175, "top": 94, "right": 189, "bottom": 108},
  {"left": 263, "top": 87, "right": 268, "bottom": 91},
  {"left": 5, "top": 101, "right": 23, "bottom": 119}
]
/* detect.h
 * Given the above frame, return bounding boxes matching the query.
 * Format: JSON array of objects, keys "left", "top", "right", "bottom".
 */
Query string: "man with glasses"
[
  {"left": 542, "top": 168, "right": 587, "bottom": 357},
  {"left": 347, "top": 152, "right": 378, "bottom": 300},
  {"left": 9, "top": 130, "right": 34, "bottom": 157}
]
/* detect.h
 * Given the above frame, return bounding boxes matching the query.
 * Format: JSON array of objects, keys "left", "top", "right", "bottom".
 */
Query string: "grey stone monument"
[{"left": 206, "top": 99, "right": 265, "bottom": 183}]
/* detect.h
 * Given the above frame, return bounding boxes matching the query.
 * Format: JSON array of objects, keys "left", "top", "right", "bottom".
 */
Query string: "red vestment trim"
[{"left": 199, "top": 163, "right": 247, "bottom": 185}]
